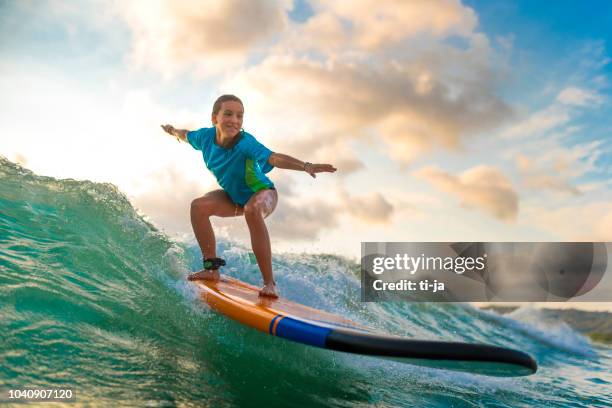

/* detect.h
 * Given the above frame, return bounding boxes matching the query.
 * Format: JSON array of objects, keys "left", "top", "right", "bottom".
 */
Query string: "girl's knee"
[
  {"left": 243, "top": 202, "right": 261, "bottom": 218},
  {"left": 244, "top": 192, "right": 276, "bottom": 219},
  {"left": 260, "top": 190, "right": 278, "bottom": 218},
  {"left": 191, "top": 197, "right": 213, "bottom": 216}
]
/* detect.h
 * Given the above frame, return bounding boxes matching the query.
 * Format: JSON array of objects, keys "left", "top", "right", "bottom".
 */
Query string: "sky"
[{"left": 1, "top": 0, "right": 611, "bottom": 268}]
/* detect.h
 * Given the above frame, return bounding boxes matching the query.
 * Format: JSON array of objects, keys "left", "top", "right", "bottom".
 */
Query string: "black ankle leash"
[{"left": 203, "top": 257, "right": 226, "bottom": 270}]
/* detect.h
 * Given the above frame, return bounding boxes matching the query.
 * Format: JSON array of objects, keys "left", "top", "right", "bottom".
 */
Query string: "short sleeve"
[
  {"left": 242, "top": 133, "right": 274, "bottom": 173},
  {"left": 187, "top": 128, "right": 207, "bottom": 151}
]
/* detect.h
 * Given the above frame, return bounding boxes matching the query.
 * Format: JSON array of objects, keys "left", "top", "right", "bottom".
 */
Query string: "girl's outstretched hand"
[
  {"left": 305, "top": 163, "right": 337, "bottom": 178},
  {"left": 161, "top": 124, "right": 176, "bottom": 136}
]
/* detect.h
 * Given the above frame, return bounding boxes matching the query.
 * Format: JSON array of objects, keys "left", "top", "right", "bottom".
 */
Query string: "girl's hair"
[{"left": 212, "top": 94, "right": 243, "bottom": 115}]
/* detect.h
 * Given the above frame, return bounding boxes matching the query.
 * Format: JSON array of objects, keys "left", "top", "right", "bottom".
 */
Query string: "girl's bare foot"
[
  {"left": 259, "top": 282, "right": 278, "bottom": 298},
  {"left": 188, "top": 269, "right": 220, "bottom": 281}
]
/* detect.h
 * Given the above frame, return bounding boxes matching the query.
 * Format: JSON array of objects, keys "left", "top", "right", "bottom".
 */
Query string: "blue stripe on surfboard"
[
  {"left": 269, "top": 314, "right": 282, "bottom": 334},
  {"left": 274, "top": 316, "right": 332, "bottom": 347}
]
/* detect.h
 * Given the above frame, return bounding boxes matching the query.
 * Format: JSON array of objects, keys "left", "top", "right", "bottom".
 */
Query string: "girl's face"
[{"left": 212, "top": 101, "right": 243, "bottom": 137}]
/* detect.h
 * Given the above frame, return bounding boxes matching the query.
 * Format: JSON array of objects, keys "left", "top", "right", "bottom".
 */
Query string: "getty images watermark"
[{"left": 361, "top": 242, "right": 612, "bottom": 302}]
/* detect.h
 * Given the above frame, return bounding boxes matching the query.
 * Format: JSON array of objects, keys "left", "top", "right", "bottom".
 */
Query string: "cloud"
[
  {"left": 199, "top": 0, "right": 513, "bottom": 166},
  {"left": 271, "top": 132, "right": 366, "bottom": 177},
  {"left": 130, "top": 166, "right": 214, "bottom": 234},
  {"left": 128, "top": 166, "right": 340, "bottom": 241},
  {"left": 512, "top": 136, "right": 604, "bottom": 196},
  {"left": 528, "top": 202, "right": 612, "bottom": 241},
  {"left": 268, "top": 181, "right": 397, "bottom": 236},
  {"left": 295, "top": 0, "right": 478, "bottom": 52},
  {"left": 413, "top": 165, "right": 519, "bottom": 221},
  {"left": 203, "top": 175, "right": 341, "bottom": 241},
  {"left": 338, "top": 188, "right": 394, "bottom": 224},
  {"left": 127, "top": 162, "right": 386, "bottom": 242},
  {"left": 213, "top": 197, "right": 340, "bottom": 242},
  {"left": 557, "top": 86, "right": 603, "bottom": 107},
  {"left": 502, "top": 105, "right": 571, "bottom": 140},
  {"left": 502, "top": 87, "right": 604, "bottom": 140},
  {"left": 116, "top": 0, "right": 292, "bottom": 76},
  {"left": 267, "top": 198, "right": 340, "bottom": 240},
  {"left": 330, "top": 155, "right": 365, "bottom": 175},
  {"left": 232, "top": 53, "right": 513, "bottom": 165},
  {"left": 524, "top": 175, "right": 581, "bottom": 196},
  {"left": 114, "top": 0, "right": 513, "bottom": 166},
  {"left": 209, "top": 176, "right": 397, "bottom": 242},
  {"left": 516, "top": 154, "right": 581, "bottom": 196},
  {"left": 499, "top": 78, "right": 607, "bottom": 196}
]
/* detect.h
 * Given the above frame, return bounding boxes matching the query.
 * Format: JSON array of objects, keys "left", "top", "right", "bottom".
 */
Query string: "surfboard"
[{"left": 193, "top": 275, "right": 537, "bottom": 377}]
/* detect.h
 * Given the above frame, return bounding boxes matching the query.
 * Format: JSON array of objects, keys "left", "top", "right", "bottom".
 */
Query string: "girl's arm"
[
  {"left": 268, "top": 153, "right": 337, "bottom": 178},
  {"left": 161, "top": 124, "right": 189, "bottom": 143}
]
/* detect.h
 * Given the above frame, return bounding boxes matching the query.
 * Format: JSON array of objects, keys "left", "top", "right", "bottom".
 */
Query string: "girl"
[{"left": 161, "top": 94, "right": 336, "bottom": 297}]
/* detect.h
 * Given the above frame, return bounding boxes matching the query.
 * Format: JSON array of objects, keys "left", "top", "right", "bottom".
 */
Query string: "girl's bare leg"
[
  {"left": 243, "top": 189, "right": 278, "bottom": 297},
  {"left": 189, "top": 190, "right": 243, "bottom": 281}
]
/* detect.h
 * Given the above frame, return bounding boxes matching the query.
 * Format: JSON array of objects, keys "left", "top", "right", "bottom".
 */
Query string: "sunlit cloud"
[
  {"left": 130, "top": 0, "right": 511, "bottom": 166},
  {"left": 231, "top": 53, "right": 513, "bottom": 165},
  {"left": 502, "top": 87, "right": 604, "bottom": 140},
  {"left": 413, "top": 165, "right": 519, "bottom": 221},
  {"left": 495, "top": 74, "right": 608, "bottom": 197},
  {"left": 270, "top": 132, "right": 366, "bottom": 177},
  {"left": 514, "top": 136, "right": 604, "bottom": 196},
  {"left": 338, "top": 188, "right": 394, "bottom": 224},
  {"left": 557, "top": 86, "right": 604, "bottom": 106},
  {"left": 300, "top": 0, "right": 478, "bottom": 51},
  {"left": 212, "top": 197, "right": 340, "bottom": 242},
  {"left": 527, "top": 202, "right": 612, "bottom": 241},
  {"left": 208, "top": 177, "right": 397, "bottom": 242},
  {"left": 501, "top": 105, "right": 571, "bottom": 140},
  {"left": 130, "top": 166, "right": 215, "bottom": 235},
  {"left": 516, "top": 153, "right": 582, "bottom": 196},
  {"left": 116, "top": 0, "right": 292, "bottom": 77}
]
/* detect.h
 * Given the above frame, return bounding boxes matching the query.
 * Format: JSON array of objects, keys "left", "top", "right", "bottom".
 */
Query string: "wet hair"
[{"left": 212, "top": 94, "right": 243, "bottom": 115}]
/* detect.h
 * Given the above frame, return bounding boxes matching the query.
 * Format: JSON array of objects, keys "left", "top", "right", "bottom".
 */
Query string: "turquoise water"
[{"left": 1, "top": 156, "right": 611, "bottom": 407}]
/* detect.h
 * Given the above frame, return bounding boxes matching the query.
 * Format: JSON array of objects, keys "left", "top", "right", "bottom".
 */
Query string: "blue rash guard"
[{"left": 187, "top": 127, "right": 275, "bottom": 206}]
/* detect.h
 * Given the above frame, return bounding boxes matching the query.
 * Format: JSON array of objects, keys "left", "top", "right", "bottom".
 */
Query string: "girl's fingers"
[{"left": 314, "top": 164, "right": 337, "bottom": 173}]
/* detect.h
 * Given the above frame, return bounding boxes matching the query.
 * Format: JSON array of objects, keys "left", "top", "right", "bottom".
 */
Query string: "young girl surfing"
[{"left": 161, "top": 94, "right": 336, "bottom": 298}]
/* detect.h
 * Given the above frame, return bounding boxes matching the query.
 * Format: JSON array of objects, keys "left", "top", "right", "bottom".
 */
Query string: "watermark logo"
[{"left": 361, "top": 242, "right": 610, "bottom": 302}]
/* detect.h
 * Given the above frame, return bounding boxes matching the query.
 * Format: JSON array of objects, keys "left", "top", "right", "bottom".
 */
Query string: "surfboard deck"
[{"left": 193, "top": 275, "right": 537, "bottom": 377}]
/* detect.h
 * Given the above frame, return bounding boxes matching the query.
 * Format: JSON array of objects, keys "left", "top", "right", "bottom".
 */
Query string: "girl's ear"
[{"left": 211, "top": 113, "right": 217, "bottom": 125}]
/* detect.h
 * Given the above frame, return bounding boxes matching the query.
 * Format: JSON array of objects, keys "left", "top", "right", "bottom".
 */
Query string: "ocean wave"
[{"left": 1, "top": 157, "right": 610, "bottom": 407}]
